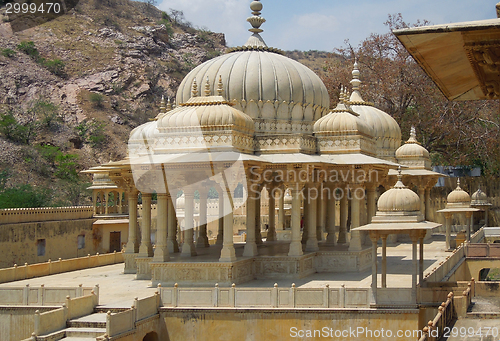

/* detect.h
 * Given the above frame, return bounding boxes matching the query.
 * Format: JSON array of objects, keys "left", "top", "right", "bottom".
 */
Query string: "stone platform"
[{"left": 133, "top": 241, "right": 373, "bottom": 286}]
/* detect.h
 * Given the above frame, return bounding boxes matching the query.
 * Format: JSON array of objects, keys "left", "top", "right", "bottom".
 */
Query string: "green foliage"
[
  {"left": 74, "top": 119, "right": 106, "bottom": 147},
  {"left": 33, "top": 100, "right": 60, "bottom": 130},
  {"left": 41, "top": 58, "right": 65, "bottom": 77},
  {"left": 1, "top": 48, "right": 16, "bottom": 58},
  {"left": 54, "top": 153, "right": 79, "bottom": 181},
  {"left": 0, "top": 112, "right": 37, "bottom": 144},
  {"left": 16, "top": 41, "right": 65, "bottom": 76},
  {"left": 17, "top": 41, "right": 39, "bottom": 59},
  {"left": 37, "top": 145, "right": 60, "bottom": 166},
  {"left": 0, "top": 183, "right": 51, "bottom": 209},
  {"left": 89, "top": 92, "right": 105, "bottom": 108}
]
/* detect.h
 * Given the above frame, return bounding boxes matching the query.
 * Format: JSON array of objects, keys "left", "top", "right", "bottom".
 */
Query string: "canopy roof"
[{"left": 393, "top": 15, "right": 500, "bottom": 101}]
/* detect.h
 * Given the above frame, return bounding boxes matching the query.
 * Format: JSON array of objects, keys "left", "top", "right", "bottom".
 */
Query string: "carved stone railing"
[
  {"left": 0, "top": 251, "right": 123, "bottom": 284},
  {"left": 98, "top": 292, "right": 160, "bottom": 339},
  {"left": 418, "top": 292, "right": 456, "bottom": 341},
  {"left": 160, "top": 283, "right": 374, "bottom": 309},
  {"left": 0, "top": 284, "right": 99, "bottom": 306},
  {"left": 0, "top": 206, "right": 93, "bottom": 224}
]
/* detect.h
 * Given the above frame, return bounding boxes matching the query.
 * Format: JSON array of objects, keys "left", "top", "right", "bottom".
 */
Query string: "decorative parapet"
[
  {"left": 159, "top": 283, "right": 374, "bottom": 309},
  {"left": 0, "top": 206, "right": 93, "bottom": 224},
  {"left": 0, "top": 284, "right": 99, "bottom": 306},
  {"left": 101, "top": 292, "right": 160, "bottom": 339},
  {"left": 0, "top": 251, "right": 123, "bottom": 285}
]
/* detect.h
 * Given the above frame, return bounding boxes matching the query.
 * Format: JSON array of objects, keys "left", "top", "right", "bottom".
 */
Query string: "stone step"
[
  {"left": 68, "top": 313, "right": 107, "bottom": 328},
  {"left": 65, "top": 327, "right": 106, "bottom": 338},
  {"left": 59, "top": 338, "right": 98, "bottom": 341}
]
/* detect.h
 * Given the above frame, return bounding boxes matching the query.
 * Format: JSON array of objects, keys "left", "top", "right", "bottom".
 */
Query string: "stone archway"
[{"left": 143, "top": 331, "right": 159, "bottom": 341}]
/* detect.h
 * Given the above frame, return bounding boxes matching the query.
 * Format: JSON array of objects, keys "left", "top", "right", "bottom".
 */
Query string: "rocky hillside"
[{"left": 0, "top": 0, "right": 226, "bottom": 207}]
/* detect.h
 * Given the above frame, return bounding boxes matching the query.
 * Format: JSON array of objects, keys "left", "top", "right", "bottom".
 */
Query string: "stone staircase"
[
  {"left": 444, "top": 297, "right": 500, "bottom": 341},
  {"left": 36, "top": 313, "right": 107, "bottom": 341}
]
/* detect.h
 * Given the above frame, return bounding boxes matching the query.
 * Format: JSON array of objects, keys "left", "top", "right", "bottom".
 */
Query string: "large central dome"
[{"left": 176, "top": 1, "right": 330, "bottom": 135}]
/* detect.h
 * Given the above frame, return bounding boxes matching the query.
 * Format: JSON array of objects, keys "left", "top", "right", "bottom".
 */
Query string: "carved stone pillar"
[
  {"left": 425, "top": 188, "right": 431, "bottom": 221},
  {"left": 444, "top": 212, "right": 452, "bottom": 250},
  {"left": 349, "top": 184, "right": 364, "bottom": 251},
  {"left": 219, "top": 184, "right": 237, "bottom": 262},
  {"left": 216, "top": 187, "right": 224, "bottom": 246},
  {"left": 196, "top": 188, "right": 210, "bottom": 248},
  {"left": 305, "top": 183, "right": 319, "bottom": 252},
  {"left": 255, "top": 187, "right": 262, "bottom": 245},
  {"left": 153, "top": 193, "right": 169, "bottom": 262},
  {"left": 418, "top": 186, "right": 426, "bottom": 217},
  {"left": 138, "top": 193, "right": 154, "bottom": 257},
  {"left": 167, "top": 195, "right": 179, "bottom": 253},
  {"left": 125, "top": 190, "right": 139, "bottom": 254},
  {"left": 288, "top": 184, "right": 304, "bottom": 257},
  {"left": 369, "top": 232, "right": 379, "bottom": 304},
  {"left": 366, "top": 184, "right": 377, "bottom": 224},
  {"left": 267, "top": 185, "right": 276, "bottom": 242},
  {"left": 181, "top": 187, "right": 196, "bottom": 257},
  {"left": 243, "top": 182, "right": 258, "bottom": 257},
  {"left": 278, "top": 186, "right": 285, "bottom": 231},
  {"left": 325, "top": 187, "right": 336, "bottom": 245},
  {"left": 337, "top": 186, "right": 348, "bottom": 244}
]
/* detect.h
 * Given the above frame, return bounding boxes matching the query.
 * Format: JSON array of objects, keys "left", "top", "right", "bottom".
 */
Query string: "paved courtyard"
[{"left": 0, "top": 235, "right": 450, "bottom": 307}]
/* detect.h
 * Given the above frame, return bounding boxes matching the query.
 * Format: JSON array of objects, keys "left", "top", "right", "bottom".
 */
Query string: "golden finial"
[
  {"left": 191, "top": 78, "right": 198, "bottom": 97},
  {"left": 204, "top": 76, "right": 211, "bottom": 96}
]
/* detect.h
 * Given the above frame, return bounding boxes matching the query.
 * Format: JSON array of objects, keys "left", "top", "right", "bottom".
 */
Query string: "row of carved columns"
[
  {"left": 122, "top": 179, "right": 434, "bottom": 263},
  {"left": 92, "top": 190, "right": 125, "bottom": 215}
]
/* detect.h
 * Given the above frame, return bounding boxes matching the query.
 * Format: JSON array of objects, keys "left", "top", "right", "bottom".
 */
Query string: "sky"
[{"left": 157, "top": 0, "right": 499, "bottom": 51}]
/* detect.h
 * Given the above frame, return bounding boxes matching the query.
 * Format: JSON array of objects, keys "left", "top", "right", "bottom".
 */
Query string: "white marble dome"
[
  {"left": 175, "top": 3, "right": 329, "bottom": 135},
  {"left": 471, "top": 188, "right": 488, "bottom": 205},
  {"left": 446, "top": 180, "right": 471, "bottom": 208},
  {"left": 395, "top": 126, "right": 431, "bottom": 169},
  {"left": 349, "top": 62, "right": 401, "bottom": 161},
  {"left": 377, "top": 173, "right": 421, "bottom": 212}
]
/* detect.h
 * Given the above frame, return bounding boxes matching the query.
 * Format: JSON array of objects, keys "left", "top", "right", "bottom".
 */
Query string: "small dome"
[
  {"left": 377, "top": 171, "right": 421, "bottom": 212},
  {"left": 349, "top": 62, "right": 401, "bottom": 161},
  {"left": 446, "top": 179, "right": 470, "bottom": 208},
  {"left": 176, "top": 193, "right": 185, "bottom": 210},
  {"left": 471, "top": 188, "right": 488, "bottom": 205},
  {"left": 313, "top": 95, "right": 373, "bottom": 138},
  {"left": 396, "top": 126, "right": 430, "bottom": 158}
]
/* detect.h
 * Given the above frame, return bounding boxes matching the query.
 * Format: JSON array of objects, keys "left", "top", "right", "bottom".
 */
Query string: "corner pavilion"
[{"left": 84, "top": 0, "right": 446, "bottom": 286}]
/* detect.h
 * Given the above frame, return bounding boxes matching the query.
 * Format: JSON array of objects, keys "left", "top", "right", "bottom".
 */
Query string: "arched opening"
[
  {"left": 143, "top": 331, "right": 159, "bottom": 341},
  {"left": 479, "top": 268, "right": 500, "bottom": 281}
]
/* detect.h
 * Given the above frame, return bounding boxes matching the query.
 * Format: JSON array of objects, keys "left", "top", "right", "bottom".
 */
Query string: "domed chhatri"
[
  {"left": 395, "top": 126, "right": 431, "bottom": 169},
  {"left": 349, "top": 62, "right": 401, "bottom": 162},
  {"left": 446, "top": 179, "right": 471, "bottom": 208},
  {"left": 176, "top": 0, "right": 330, "bottom": 137},
  {"left": 377, "top": 168, "right": 421, "bottom": 214},
  {"left": 471, "top": 187, "right": 489, "bottom": 206},
  {"left": 314, "top": 87, "right": 375, "bottom": 155}
]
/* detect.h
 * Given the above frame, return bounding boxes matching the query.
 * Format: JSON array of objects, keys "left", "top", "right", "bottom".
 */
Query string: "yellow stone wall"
[
  {"left": 0, "top": 219, "right": 95, "bottom": 268},
  {"left": 161, "top": 309, "right": 421, "bottom": 341}
]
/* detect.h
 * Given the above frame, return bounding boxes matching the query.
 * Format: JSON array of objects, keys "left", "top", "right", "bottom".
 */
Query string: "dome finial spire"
[
  {"left": 406, "top": 126, "right": 420, "bottom": 144},
  {"left": 160, "top": 95, "right": 166, "bottom": 113},
  {"left": 192, "top": 78, "right": 198, "bottom": 98},
  {"left": 166, "top": 97, "right": 172, "bottom": 112},
  {"left": 350, "top": 59, "right": 364, "bottom": 102},
  {"left": 247, "top": 1, "right": 266, "bottom": 34},
  {"left": 204, "top": 76, "right": 211, "bottom": 96},
  {"left": 217, "top": 75, "right": 224, "bottom": 96}
]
